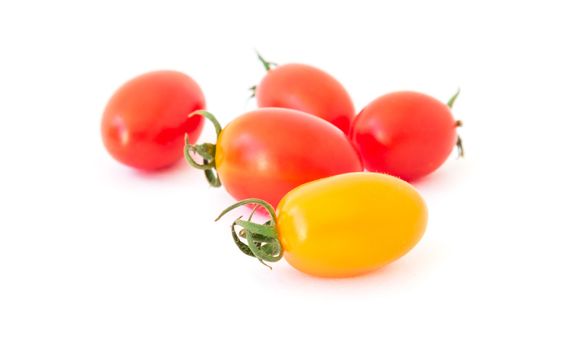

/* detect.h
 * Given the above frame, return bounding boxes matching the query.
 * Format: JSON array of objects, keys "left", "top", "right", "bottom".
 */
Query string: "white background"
[{"left": 1, "top": 0, "right": 565, "bottom": 349}]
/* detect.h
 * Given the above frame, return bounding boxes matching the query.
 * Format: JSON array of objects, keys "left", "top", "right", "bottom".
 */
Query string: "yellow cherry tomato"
[
  {"left": 277, "top": 172, "right": 427, "bottom": 277},
  {"left": 216, "top": 172, "right": 428, "bottom": 278}
]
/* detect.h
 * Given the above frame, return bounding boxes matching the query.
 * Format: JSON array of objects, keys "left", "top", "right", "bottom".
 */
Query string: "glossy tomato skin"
[
  {"left": 350, "top": 91, "right": 457, "bottom": 181},
  {"left": 255, "top": 64, "right": 355, "bottom": 134},
  {"left": 102, "top": 71, "right": 205, "bottom": 170},
  {"left": 215, "top": 108, "right": 362, "bottom": 208},
  {"left": 276, "top": 172, "right": 427, "bottom": 278}
]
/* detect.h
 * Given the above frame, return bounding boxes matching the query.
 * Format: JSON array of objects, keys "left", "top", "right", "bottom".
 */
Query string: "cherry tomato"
[
  {"left": 216, "top": 172, "right": 428, "bottom": 278},
  {"left": 350, "top": 91, "right": 462, "bottom": 181},
  {"left": 102, "top": 70, "right": 205, "bottom": 170},
  {"left": 254, "top": 54, "right": 355, "bottom": 134},
  {"left": 185, "top": 108, "right": 362, "bottom": 208}
]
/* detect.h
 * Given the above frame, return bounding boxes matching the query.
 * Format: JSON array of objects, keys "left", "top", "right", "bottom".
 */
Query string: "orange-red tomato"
[
  {"left": 255, "top": 63, "right": 355, "bottom": 134},
  {"left": 216, "top": 173, "right": 428, "bottom": 278},
  {"left": 350, "top": 91, "right": 460, "bottom": 181},
  {"left": 186, "top": 108, "right": 362, "bottom": 208},
  {"left": 102, "top": 71, "right": 205, "bottom": 170}
]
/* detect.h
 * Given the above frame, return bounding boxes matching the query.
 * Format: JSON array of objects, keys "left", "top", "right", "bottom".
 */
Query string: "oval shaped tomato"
[
  {"left": 255, "top": 63, "right": 355, "bottom": 134},
  {"left": 350, "top": 91, "right": 459, "bottom": 181},
  {"left": 185, "top": 108, "right": 362, "bottom": 208},
  {"left": 216, "top": 172, "right": 427, "bottom": 278},
  {"left": 278, "top": 172, "right": 427, "bottom": 277},
  {"left": 102, "top": 70, "right": 205, "bottom": 170}
]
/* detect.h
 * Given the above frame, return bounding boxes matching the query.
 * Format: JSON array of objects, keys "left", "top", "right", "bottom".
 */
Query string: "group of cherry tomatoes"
[{"left": 101, "top": 53, "right": 463, "bottom": 278}]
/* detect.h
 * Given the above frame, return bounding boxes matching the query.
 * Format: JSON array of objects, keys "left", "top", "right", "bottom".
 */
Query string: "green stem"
[
  {"left": 255, "top": 50, "right": 277, "bottom": 71},
  {"left": 456, "top": 135, "right": 464, "bottom": 158},
  {"left": 216, "top": 198, "right": 276, "bottom": 223},
  {"left": 204, "top": 166, "right": 221, "bottom": 187},
  {"left": 215, "top": 198, "right": 282, "bottom": 268},
  {"left": 249, "top": 85, "right": 257, "bottom": 99},
  {"left": 184, "top": 135, "right": 214, "bottom": 170},
  {"left": 446, "top": 89, "right": 465, "bottom": 159},
  {"left": 447, "top": 88, "right": 461, "bottom": 109},
  {"left": 190, "top": 110, "right": 222, "bottom": 137},
  {"left": 184, "top": 110, "right": 223, "bottom": 187}
]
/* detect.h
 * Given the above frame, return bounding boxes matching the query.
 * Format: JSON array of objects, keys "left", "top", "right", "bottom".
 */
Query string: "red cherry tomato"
[
  {"left": 350, "top": 91, "right": 461, "bottom": 181},
  {"left": 101, "top": 71, "right": 205, "bottom": 170},
  {"left": 185, "top": 108, "right": 362, "bottom": 208},
  {"left": 254, "top": 55, "right": 355, "bottom": 134}
]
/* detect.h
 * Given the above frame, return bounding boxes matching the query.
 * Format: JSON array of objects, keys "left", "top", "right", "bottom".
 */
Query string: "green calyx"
[
  {"left": 184, "top": 110, "right": 223, "bottom": 187},
  {"left": 215, "top": 198, "right": 283, "bottom": 269},
  {"left": 447, "top": 88, "right": 465, "bottom": 158}
]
